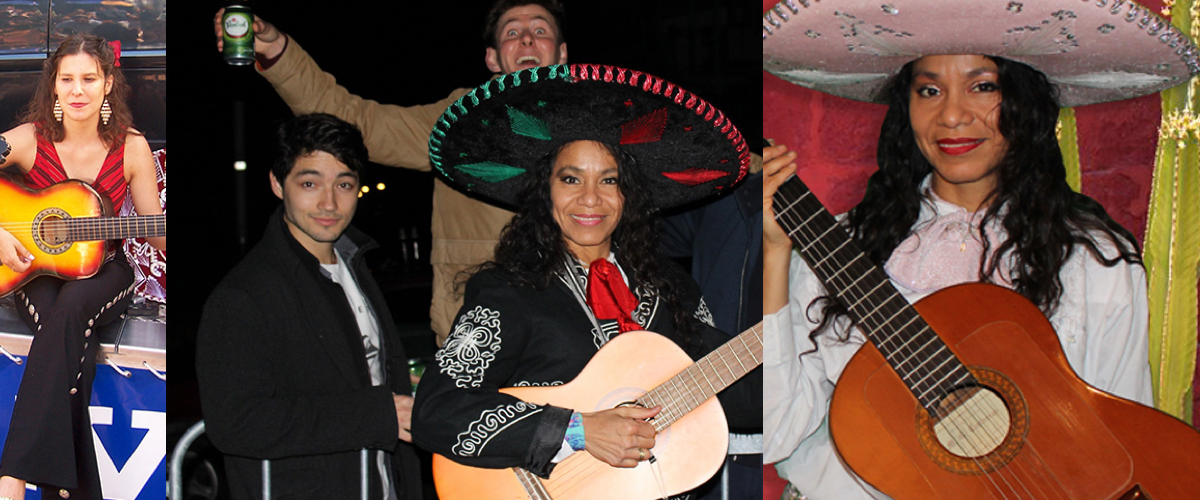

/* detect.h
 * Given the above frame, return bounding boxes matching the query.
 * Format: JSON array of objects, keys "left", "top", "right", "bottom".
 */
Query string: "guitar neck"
[
  {"left": 637, "top": 322, "right": 763, "bottom": 431},
  {"left": 772, "top": 176, "right": 975, "bottom": 411},
  {"left": 66, "top": 214, "right": 166, "bottom": 242}
]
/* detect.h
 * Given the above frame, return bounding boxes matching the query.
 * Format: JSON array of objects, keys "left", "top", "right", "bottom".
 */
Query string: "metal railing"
[{"left": 168, "top": 420, "right": 369, "bottom": 500}]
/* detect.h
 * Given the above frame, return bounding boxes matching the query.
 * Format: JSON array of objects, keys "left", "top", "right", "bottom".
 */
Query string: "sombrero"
[
  {"left": 762, "top": 0, "right": 1200, "bottom": 107},
  {"left": 428, "top": 64, "right": 750, "bottom": 210}
]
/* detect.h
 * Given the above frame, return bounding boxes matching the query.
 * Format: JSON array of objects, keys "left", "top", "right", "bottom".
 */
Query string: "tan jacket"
[{"left": 259, "top": 38, "right": 513, "bottom": 345}]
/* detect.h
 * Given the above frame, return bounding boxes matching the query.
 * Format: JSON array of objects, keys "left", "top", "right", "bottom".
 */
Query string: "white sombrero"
[{"left": 762, "top": 0, "right": 1199, "bottom": 107}]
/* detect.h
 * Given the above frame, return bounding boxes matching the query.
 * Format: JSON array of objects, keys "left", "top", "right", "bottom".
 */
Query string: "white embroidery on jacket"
[
  {"left": 438, "top": 306, "right": 503, "bottom": 388},
  {"left": 452, "top": 402, "right": 542, "bottom": 456},
  {"left": 694, "top": 297, "right": 715, "bottom": 327},
  {"left": 512, "top": 381, "right": 564, "bottom": 387},
  {"left": 591, "top": 321, "right": 621, "bottom": 349}
]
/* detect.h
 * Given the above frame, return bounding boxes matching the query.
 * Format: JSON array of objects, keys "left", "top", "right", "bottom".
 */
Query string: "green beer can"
[{"left": 223, "top": 4, "right": 254, "bottom": 66}]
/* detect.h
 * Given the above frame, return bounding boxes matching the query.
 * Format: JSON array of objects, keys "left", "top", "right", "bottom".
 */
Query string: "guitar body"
[
  {"left": 433, "top": 330, "right": 729, "bottom": 500},
  {"left": 0, "top": 178, "right": 110, "bottom": 296},
  {"left": 831, "top": 283, "right": 1200, "bottom": 499}
]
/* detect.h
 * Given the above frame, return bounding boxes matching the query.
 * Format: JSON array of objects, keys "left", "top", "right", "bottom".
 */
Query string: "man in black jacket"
[{"left": 196, "top": 114, "right": 421, "bottom": 499}]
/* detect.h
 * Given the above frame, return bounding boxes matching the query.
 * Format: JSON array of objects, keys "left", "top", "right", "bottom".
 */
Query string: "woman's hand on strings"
[
  {"left": 0, "top": 228, "right": 33, "bottom": 274},
  {"left": 581, "top": 405, "right": 660, "bottom": 468}
]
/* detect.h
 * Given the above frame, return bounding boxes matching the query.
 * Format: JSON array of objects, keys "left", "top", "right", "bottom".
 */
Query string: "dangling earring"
[
  {"left": 100, "top": 99, "right": 112, "bottom": 126},
  {"left": 53, "top": 99, "right": 63, "bottom": 122}
]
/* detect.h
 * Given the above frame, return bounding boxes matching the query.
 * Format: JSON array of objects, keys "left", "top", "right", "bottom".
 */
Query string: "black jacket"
[
  {"left": 412, "top": 262, "right": 760, "bottom": 478},
  {"left": 197, "top": 208, "right": 422, "bottom": 499}
]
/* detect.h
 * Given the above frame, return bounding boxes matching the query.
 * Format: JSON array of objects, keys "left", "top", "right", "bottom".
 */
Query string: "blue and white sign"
[{"left": 0, "top": 358, "right": 166, "bottom": 500}]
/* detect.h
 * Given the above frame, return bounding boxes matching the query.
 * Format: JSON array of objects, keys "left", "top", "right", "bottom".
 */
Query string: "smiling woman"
[
  {"left": 761, "top": 0, "right": 1200, "bottom": 497},
  {"left": 410, "top": 64, "right": 757, "bottom": 499},
  {"left": 906, "top": 55, "right": 1008, "bottom": 212},
  {"left": 548, "top": 141, "right": 624, "bottom": 265},
  {"left": 0, "top": 33, "right": 165, "bottom": 500}
]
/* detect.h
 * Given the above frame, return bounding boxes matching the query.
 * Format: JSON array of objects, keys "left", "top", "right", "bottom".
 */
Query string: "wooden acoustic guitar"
[
  {"left": 0, "top": 176, "right": 165, "bottom": 297},
  {"left": 773, "top": 175, "right": 1200, "bottom": 499},
  {"left": 433, "top": 323, "right": 762, "bottom": 500}
]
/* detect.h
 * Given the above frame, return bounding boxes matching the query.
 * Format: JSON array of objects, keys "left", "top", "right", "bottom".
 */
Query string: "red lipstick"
[{"left": 937, "top": 138, "right": 984, "bottom": 156}]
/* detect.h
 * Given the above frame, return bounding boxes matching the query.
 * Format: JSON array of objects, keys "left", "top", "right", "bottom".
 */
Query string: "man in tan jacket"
[{"left": 215, "top": 0, "right": 569, "bottom": 344}]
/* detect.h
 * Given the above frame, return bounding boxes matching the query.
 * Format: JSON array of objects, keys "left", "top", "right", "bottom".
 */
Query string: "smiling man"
[
  {"left": 196, "top": 114, "right": 423, "bottom": 499},
  {"left": 214, "top": 0, "right": 569, "bottom": 346}
]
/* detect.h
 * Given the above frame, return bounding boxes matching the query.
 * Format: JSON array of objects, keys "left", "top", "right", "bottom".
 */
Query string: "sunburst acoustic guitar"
[
  {"left": 432, "top": 322, "right": 763, "bottom": 500},
  {"left": 0, "top": 176, "right": 165, "bottom": 297},
  {"left": 773, "top": 174, "right": 1200, "bottom": 499}
]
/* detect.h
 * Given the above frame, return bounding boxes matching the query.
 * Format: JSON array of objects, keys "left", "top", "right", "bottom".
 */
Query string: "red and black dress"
[{"left": 0, "top": 134, "right": 136, "bottom": 500}]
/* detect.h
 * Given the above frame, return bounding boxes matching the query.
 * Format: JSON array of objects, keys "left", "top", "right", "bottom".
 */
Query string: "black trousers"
[{"left": 0, "top": 258, "right": 134, "bottom": 500}]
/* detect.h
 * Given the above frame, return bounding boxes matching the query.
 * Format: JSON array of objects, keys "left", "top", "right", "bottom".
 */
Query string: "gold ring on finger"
[{"left": 638, "top": 448, "right": 646, "bottom": 461}]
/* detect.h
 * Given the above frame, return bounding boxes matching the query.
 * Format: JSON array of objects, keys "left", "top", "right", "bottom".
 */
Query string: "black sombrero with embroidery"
[{"left": 428, "top": 64, "right": 750, "bottom": 209}]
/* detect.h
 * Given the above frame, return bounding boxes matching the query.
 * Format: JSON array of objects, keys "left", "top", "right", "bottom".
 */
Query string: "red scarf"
[{"left": 586, "top": 258, "right": 641, "bottom": 333}]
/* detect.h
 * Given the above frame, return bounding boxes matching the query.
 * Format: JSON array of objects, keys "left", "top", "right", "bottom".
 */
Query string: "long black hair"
[
  {"left": 813, "top": 56, "right": 1141, "bottom": 337},
  {"left": 474, "top": 140, "right": 700, "bottom": 352}
]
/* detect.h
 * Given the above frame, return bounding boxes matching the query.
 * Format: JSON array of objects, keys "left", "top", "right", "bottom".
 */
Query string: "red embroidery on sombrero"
[
  {"left": 661, "top": 168, "right": 730, "bottom": 186},
  {"left": 619, "top": 107, "right": 668, "bottom": 145}
]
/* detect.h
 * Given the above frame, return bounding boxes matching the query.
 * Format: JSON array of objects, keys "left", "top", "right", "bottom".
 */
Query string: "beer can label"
[
  {"left": 224, "top": 12, "right": 251, "bottom": 39},
  {"left": 223, "top": 8, "right": 254, "bottom": 65}
]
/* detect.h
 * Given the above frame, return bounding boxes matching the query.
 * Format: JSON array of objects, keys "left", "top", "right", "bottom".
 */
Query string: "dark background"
[{"left": 169, "top": 1, "right": 760, "bottom": 496}]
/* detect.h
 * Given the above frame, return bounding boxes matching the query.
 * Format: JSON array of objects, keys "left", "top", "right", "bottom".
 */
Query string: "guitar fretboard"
[
  {"left": 61, "top": 215, "right": 166, "bottom": 242},
  {"left": 637, "top": 322, "right": 763, "bottom": 431},
  {"left": 772, "top": 176, "right": 975, "bottom": 412}
]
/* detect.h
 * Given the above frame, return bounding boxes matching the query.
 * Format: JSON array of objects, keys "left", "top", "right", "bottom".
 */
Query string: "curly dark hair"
[
  {"left": 476, "top": 140, "right": 700, "bottom": 353},
  {"left": 22, "top": 34, "right": 134, "bottom": 151},
  {"left": 272, "top": 113, "right": 369, "bottom": 181},
  {"left": 812, "top": 56, "right": 1142, "bottom": 338}
]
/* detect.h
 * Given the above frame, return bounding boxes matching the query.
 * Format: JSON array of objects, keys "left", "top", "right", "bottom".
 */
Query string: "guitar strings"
[
  {"left": 775, "top": 181, "right": 1045, "bottom": 499},
  {"left": 779, "top": 180, "right": 1074, "bottom": 500},
  {"left": 773, "top": 178, "right": 1043, "bottom": 499},
  {"left": 773, "top": 183, "right": 1018, "bottom": 498},
  {"left": 544, "top": 326, "right": 763, "bottom": 499}
]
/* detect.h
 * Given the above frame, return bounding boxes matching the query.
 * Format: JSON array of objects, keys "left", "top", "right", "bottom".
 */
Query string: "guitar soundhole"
[
  {"left": 32, "top": 208, "right": 72, "bottom": 255},
  {"left": 915, "top": 366, "right": 1029, "bottom": 475}
]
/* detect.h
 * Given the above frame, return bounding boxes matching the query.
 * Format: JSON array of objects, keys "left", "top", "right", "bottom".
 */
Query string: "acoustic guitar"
[
  {"left": 773, "top": 175, "right": 1200, "bottom": 499},
  {"left": 433, "top": 323, "right": 763, "bottom": 500},
  {"left": 0, "top": 176, "right": 165, "bottom": 297}
]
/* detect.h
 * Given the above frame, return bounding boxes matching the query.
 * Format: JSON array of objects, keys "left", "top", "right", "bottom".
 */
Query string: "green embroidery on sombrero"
[
  {"left": 455, "top": 161, "right": 526, "bottom": 183},
  {"left": 468, "top": 88, "right": 480, "bottom": 106},
  {"left": 483, "top": 80, "right": 492, "bottom": 99},
  {"left": 507, "top": 105, "right": 551, "bottom": 140}
]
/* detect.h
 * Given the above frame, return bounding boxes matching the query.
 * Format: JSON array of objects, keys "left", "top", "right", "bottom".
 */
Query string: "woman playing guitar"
[
  {"left": 0, "top": 34, "right": 164, "bottom": 500},
  {"left": 762, "top": 0, "right": 1199, "bottom": 498},
  {"left": 410, "top": 64, "right": 758, "bottom": 500}
]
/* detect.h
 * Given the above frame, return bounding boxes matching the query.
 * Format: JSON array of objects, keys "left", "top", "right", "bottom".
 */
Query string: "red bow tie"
[{"left": 586, "top": 258, "right": 641, "bottom": 333}]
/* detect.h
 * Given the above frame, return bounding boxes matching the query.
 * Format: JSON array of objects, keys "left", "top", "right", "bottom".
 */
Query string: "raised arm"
[{"left": 213, "top": 10, "right": 464, "bottom": 171}]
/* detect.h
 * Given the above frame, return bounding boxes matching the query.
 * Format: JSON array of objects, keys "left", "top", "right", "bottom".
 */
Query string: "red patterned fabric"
[
  {"left": 26, "top": 132, "right": 127, "bottom": 208},
  {"left": 586, "top": 259, "right": 640, "bottom": 333},
  {"left": 121, "top": 149, "right": 166, "bottom": 303}
]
